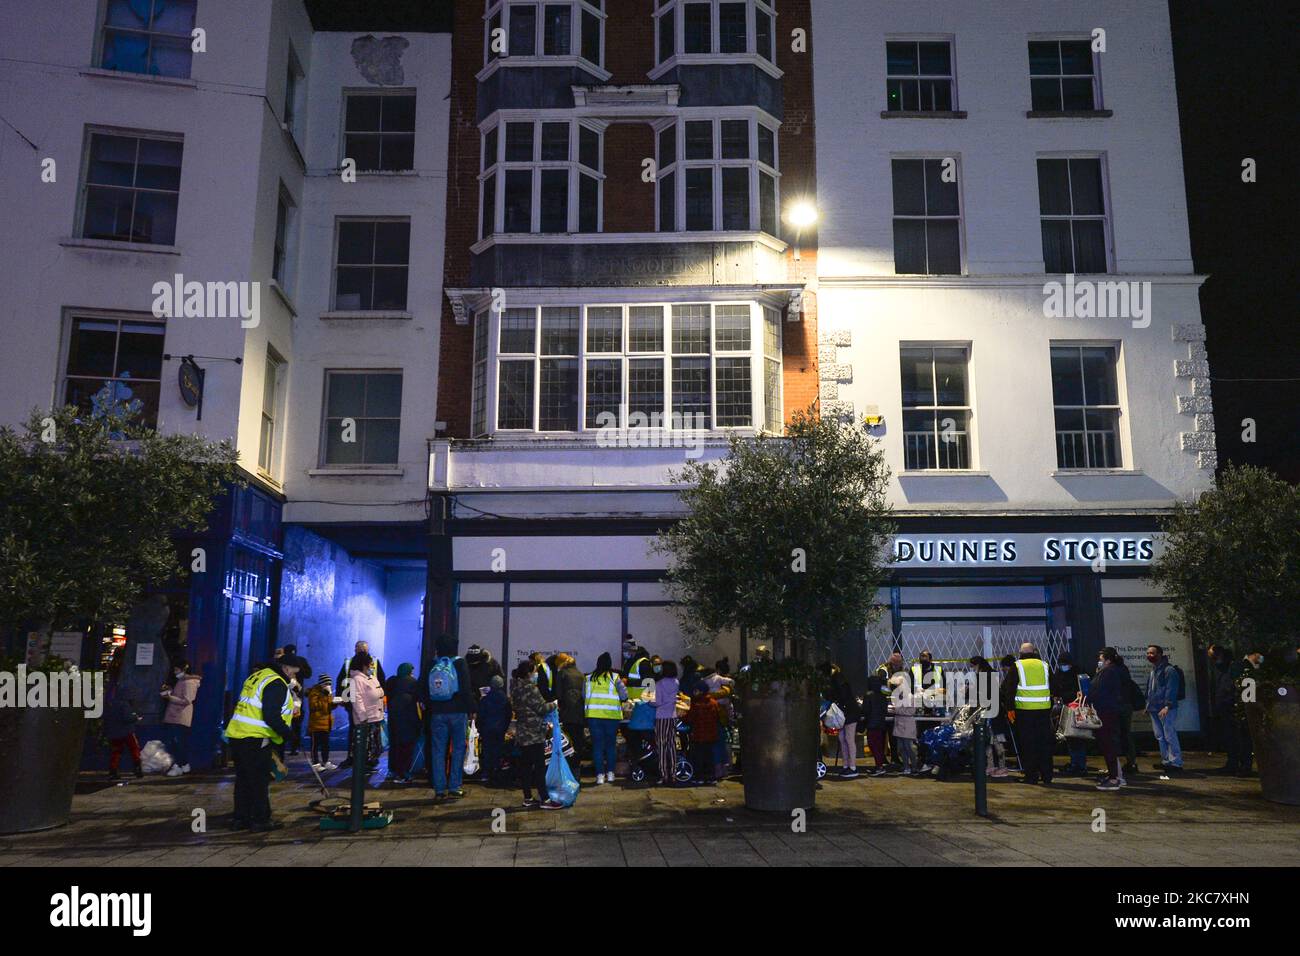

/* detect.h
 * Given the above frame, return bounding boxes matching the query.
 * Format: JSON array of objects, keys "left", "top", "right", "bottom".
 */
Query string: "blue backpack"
[{"left": 428, "top": 656, "right": 460, "bottom": 702}]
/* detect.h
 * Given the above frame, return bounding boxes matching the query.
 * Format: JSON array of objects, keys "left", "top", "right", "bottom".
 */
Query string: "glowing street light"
[{"left": 785, "top": 200, "right": 819, "bottom": 261}]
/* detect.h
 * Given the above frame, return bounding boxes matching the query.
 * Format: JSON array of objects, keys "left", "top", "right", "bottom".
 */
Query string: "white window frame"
[
  {"left": 1036, "top": 152, "right": 1114, "bottom": 274},
  {"left": 899, "top": 344, "right": 975, "bottom": 472},
  {"left": 474, "top": 299, "right": 778, "bottom": 437},
  {"left": 340, "top": 88, "right": 418, "bottom": 173},
  {"left": 654, "top": 109, "right": 781, "bottom": 235},
  {"left": 482, "top": 0, "right": 610, "bottom": 79},
  {"left": 889, "top": 153, "right": 967, "bottom": 276},
  {"left": 479, "top": 115, "right": 605, "bottom": 238},
  {"left": 1027, "top": 35, "right": 1103, "bottom": 112},
  {"left": 650, "top": 0, "right": 781, "bottom": 80},
  {"left": 884, "top": 35, "right": 958, "bottom": 112}
]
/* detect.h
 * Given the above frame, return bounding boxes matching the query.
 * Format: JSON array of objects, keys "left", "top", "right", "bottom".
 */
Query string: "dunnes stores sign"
[{"left": 892, "top": 533, "right": 1160, "bottom": 568}]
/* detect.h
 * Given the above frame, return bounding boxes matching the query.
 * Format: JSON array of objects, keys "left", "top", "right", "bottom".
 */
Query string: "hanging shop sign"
[{"left": 892, "top": 532, "right": 1160, "bottom": 568}]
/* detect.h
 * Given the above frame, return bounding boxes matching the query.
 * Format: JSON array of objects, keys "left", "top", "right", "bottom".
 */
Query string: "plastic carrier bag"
[
  {"left": 464, "top": 721, "right": 480, "bottom": 775},
  {"left": 140, "top": 739, "right": 174, "bottom": 774},
  {"left": 545, "top": 717, "right": 580, "bottom": 807}
]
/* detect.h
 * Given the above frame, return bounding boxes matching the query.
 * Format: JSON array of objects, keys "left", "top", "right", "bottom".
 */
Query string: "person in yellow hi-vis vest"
[
  {"left": 1010, "top": 643, "right": 1055, "bottom": 785},
  {"left": 584, "top": 652, "right": 628, "bottom": 785},
  {"left": 225, "top": 654, "right": 306, "bottom": 831}
]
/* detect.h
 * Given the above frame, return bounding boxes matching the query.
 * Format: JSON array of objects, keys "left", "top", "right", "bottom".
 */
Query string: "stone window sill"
[
  {"left": 320, "top": 310, "right": 413, "bottom": 321},
  {"left": 900, "top": 470, "right": 991, "bottom": 477},
  {"left": 881, "top": 110, "right": 968, "bottom": 119},
  {"left": 308, "top": 467, "right": 405, "bottom": 477},
  {"left": 1051, "top": 468, "right": 1143, "bottom": 477},
  {"left": 60, "top": 236, "right": 180, "bottom": 255},
  {"left": 1027, "top": 110, "right": 1113, "bottom": 119},
  {"left": 79, "top": 67, "right": 196, "bottom": 89}
]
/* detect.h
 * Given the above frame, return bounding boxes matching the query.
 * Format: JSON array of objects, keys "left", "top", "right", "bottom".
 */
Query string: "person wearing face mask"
[
  {"left": 160, "top": 660, "right": 201, "bottom": 776},
  {"left": 1051, "top": 653, "right": 1092, "bottom": 775},
  {"left": 1225, "top": 650, "right": 1263, "bottom": 776},
  {"left": 1091, "top": 647, "right": 1126, "bottom": 790},
  {"left": 510, "top": 659, "right": 562, "bottom": 809},
  {"left": 1144, "top": 645, "right": 1184, "bottom": 773}
]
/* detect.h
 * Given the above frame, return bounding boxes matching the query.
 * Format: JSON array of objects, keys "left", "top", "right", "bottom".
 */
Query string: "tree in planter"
[
  {"left": 1150, "top": 464, "right": 1300, "bottom": 802},
  {"left": 0, "top": 400, "right": 241, "bottom": 651},
  {"left": 655, "top": 407, "right": 897, "bottom": 661}
]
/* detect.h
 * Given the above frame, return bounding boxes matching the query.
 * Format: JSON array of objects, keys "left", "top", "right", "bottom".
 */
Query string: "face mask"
[
  {"left": 529, "top": 673, "right": 538, "bottom": 684},
  {"left": 1060, "top": 664, "right": 1071, "bottom": 672}
]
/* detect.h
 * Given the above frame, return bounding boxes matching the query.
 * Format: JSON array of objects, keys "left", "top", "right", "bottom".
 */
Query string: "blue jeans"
[
  {"left": 588, "top": 718, "right": 619, "bottom": 775},
  {"left": 162, "top": 724, "right": 190, "bottom": 766},
  {"left": 430, "top": 712, "right": 468, "bottom": 793},
  {"left": 1149, "top": 706, "right": 1182, "bottom": 767},
  {"left": 1067, "top": 736, "right": 1088, "bottom": 770}
]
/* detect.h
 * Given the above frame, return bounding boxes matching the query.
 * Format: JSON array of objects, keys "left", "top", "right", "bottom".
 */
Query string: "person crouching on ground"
[
  {"left": 685, "top": 684, "right": 721, "bottom": 783},
  {"left": 510, "top": 659, "right": 563, "bottom": 809},
  {"left": 160, "top": 659, "right": 200, "bottom": 776},
  {"left": 224, "top": 653, "right": 306, "bottom": 832},
  {"left": 307, "top": 676, "right": 341, "bottom": 771}
]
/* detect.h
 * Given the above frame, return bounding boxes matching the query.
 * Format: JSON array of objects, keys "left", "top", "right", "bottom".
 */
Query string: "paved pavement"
[{"left": 2, "top": 753, "right": 1297, "bottom": 867}]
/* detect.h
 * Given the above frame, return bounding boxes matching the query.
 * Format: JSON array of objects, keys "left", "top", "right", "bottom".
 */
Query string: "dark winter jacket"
[
  {"left": 383, "top": 673, "right": 423, "bottom": 745},
  {"left": 828, "top": 675, "right": 863, "bottom": 725},
  {"left": 466, "top": 647, "right": 504, "bottom": 694},
  {"left": 1089, "top": 661, "right": 1123, "bottom": 713},
  {"left": 556, "top": 663, "right": 586, "bottom": 725},
  {"left": 1050, "top": 666, "right": 1086, "bottom": 703},
  {"left": 477, "top": 686, "right": 511, "bottom": 735},
  {"left": 510, "top": 678, "right": 553, "bottom": 747},
  {"left": 423, "top": 656, "right": 476, "bottom": 716},
  {"left": 103, "top": 686, "right": 140, "bottom": 739},
  {"left": 861, "top": 675, "right": 888, "bottom": 730},
  {"left": 1206, "top": 659, "right": 1235, "bottom": 718},
  {"left": 1114, "top": 658, "right": 1138, "bottom": 716}
]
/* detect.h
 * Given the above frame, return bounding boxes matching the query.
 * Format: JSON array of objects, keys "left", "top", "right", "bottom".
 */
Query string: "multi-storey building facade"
[
  {"left": 427, "top": 0, "right": 818, "bottom": 671},
  {"left": 811, "top": 0, "right": 1212, "bottom": 732},
  {"left": 0, "top": 1, "right": 450, "bottom": 764}
]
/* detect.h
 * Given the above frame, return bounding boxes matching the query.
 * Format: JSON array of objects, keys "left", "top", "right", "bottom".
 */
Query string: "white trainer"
[{"left": 165, "top": 764, "right": 184, "bottom": 777}]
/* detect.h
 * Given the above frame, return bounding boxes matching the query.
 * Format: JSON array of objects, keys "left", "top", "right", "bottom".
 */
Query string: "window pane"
[
  {"left": 541, "top": 122, "right": 569, "bottom": 161},
  {"left": 684, "top": 3, "right": 711, "bottom": 53},
  {"left": 715, "top": 305, "right": 750, "bottom": 350},
  {"left": 67, "top": 320, "right": 120, "bottom": 378},
  {"left": 924, "top": 158, "right": 959, "bottom": 216},
  {"left": 1028, "top": 41, "right": 1060, "bottom": 76},
  {"left": 497, "top": 361, "right": 534, "bottom": 429},
  {"left": 1036, "top": 159, "right": 1072, "bottom": 215},
  {"left": 373, "top": 221, "right": 410, "bottom": 264},
  {"left": 539, "top": 358, "right": 578, "bottom": 430},
  {"left": 586, "top": 307, "right": 622, "bottom": 352},
  {"left": 1031, "top": 78, "right": 1063, "bottom": 112},
  {"left": 935, "top": 409, "right": 970, "bottom": 469},
  {"left": 586, "top": 359, "right": 621, "bottom": 428},
  {"left": 926, "top": 220, "right": 961, "bottom": 275},
  {"left": 671, "top": 304, "right": 710, "bottom": 353},
  {"left": 335, "top": 266, "right": 372, "bottom": 310},
  {"left": 893, "top": 219, "right": 927, "bottom": 274},
  {"left": 764, "top": 356, "right": 781, "bottom": 431},
  {"left": 1085, "top": 410, "right": 1119, "bottom": 467},
  {"left": 903, "top": 410, "right": 937, "bottom": 470},
  {"left": 1050, "top": 348, "right": 1085, "bottom": 405},
  {"left": 372, "top": 266, "right": 408, "bottom": 310},
  {"left": 505, "top": 122, "right": 534, "bottom": 161},
  {"left": 1080, "top": 348, "right": 1117, "bottom": 405},
  {"left": 715, "top": 357, "right": 752, "bottom": 427},
  {"left": 919, "top": 78, "right": 953, "bottom": 111},
  {"left": 504, "top": 169, "right": 532, "bottom": 232},
  {"left": 628, "top": 358, "right": 665, "bottom": 423},
  {"left": 659, "top": 170, "right": 676, "bottom": 231},
  {"left": 382, "top": 94, "right": 417, "bottom": 132},
  {"left": 379, "top": 132, "right": 414, "bottom": 171},
  {"left": 365, "top": 374, "right": 403, "bottom": 417},
  {"left": 721, "top": 120, "right": 749, "bottom": 159},
  {"left": 887, "top": 42, "right": 918, "bottom": 75},
  {"left": 759, "top": 172, "right": 776, "bottom": 235},
  {"left": 581, "top": 9, "right": 601, "bottom": 63},
  {"left": 131, "top": 190, "right": 179, "bottom": 245},
  {"left": 483, "top": 127, "right": 498, "bottom": 170},
  {"left": 629, "top": 306, "right": 664, "bottom": 351},
  {"left": 1072, "top": 220, "right": 1107, "bottom": 273},
  {"left": 719, "top": 3, "right": 747, "bottom": 53},
  {"left": 756, "top": 9, "right": 773, "bottom": 61},
  {"left": 135, "top": 139, "right": 183, "bottom": 189},
  {"left": 345, "top": 94, "right": 381, "bottom": 134},
  {"left": 326, "top": 421, "right": 363, "bottom": 465},
  {"left": 1060, "top": 41, "right": 1094, "bottom": 75},
  {"left": 579, "top": 125, "right": 600, "bottom": 170},
  {"left": 684, "top": 121, "right": 713, "bottom": 160},
  {"left": 541, "top": 307, "right": 579, "bottom": 354},
  {"left": 88, "top": 134, "right": 137, "bottom": 186},
  {"left": 543, "top": 4, "right": 572, "bottom": 55},
  {"left": 918, "top": 42, "right": 951, "bottom": 75},
  {"left": 1060, "top": 78, "right": 1093, "bottom": 110},
  {"left": 891, "top": 159, "right": 925, "bottom": 215},
  {"left": 758, "top": 125, "right": 775, "bottom": 167},
  {"left": 685, "top": 168, "right": 713, "bottom": 230},
  {"left": 337, "top": 221, "right": 374, "bottom": 263},
  {"left": 658, "top": 6, "right": 674, "bottom": 64},
  {"left": 500, "top": 308, "right": 537, "bottom": 353},
  {"left": 932, "top": 348, "right": 967, "bottom": 405},
  {"left": 363, "top": 419, "right": 400, "bottom": 465},
  {"left": 327, "top": 373, "right": 366, "bottom": 417},
  {"left": 1041, "top": 219, "right": 1072, "bottom": 272},
  {"left": 721, "top": 167, "right": 750, "bottom": 230},
  {"left": 1069, "top": 158, "right": 1105, "bottom": 215},
  {"left": 658, "top": 124, "right": 676, "bottom": 168},
  {"left": 672, "top": 357, "right": 710, "bottom": 425},
  {"left": 539, "top": 168, "right": 569, "bottom": 233},
  {"left": 899, "top": 349, "right": 934, "bottom": 408},
  {"left": 509, "top": 5, "right": 537, "bottom": 56},
  {"left": 481, "top": 173, "right": 496, "bottom": 238},
  {"left": 578, "top": 173, "right": 599, "bottom": 233}
]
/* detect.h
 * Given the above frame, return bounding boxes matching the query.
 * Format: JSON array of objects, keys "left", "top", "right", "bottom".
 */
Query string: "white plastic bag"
[
  {"left": 822, "top": 702, "right": 846, "bottom": 730},
  {"left": 140, "top": 739, "right": 174, "bottom": 774},
  {"left": 463, "top": 722, "right": 480, "bottom": 775}
]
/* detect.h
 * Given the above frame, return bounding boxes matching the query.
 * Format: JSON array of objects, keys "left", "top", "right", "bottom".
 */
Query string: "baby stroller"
[
  {"left": 628, "top": 720, "right": 695, "bottom": 783},
  {"left": 920, "top": 704, "right": 986, "bottom": 780}
]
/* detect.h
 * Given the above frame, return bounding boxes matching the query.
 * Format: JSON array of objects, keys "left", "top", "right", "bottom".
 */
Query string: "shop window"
[
  {"left": 1051, "top": 345, "right": 1120, "bottom": 469},
  {"left": 900, "top": 346, "right": 971, "bottom": 470}
]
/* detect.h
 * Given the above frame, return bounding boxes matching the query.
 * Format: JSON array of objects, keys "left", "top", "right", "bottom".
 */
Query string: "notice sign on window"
[{"left": 134, "top": 643, "right": 155, "bottom": 667}]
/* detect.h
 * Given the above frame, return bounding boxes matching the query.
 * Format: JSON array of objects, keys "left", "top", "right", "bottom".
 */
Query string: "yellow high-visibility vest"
[
  {"left": 225, "top": 667, "right": 293, "bottom": 742},
  {"left": 626, "top": 657, "right": 649, "bottom": 699},
  {"left": 911, "top": 663, "right": 944, "bottom": 692},
  {"left": 1014, "top": 658, "right": 1051, "bottom": 710},
  {"left": 584, "top": 673, "right": 623, "bottom": 719}
]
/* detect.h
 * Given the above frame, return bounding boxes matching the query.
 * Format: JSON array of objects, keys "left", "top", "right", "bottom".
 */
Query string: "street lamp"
[{"left": 785, "top": 200, "right": 818, "bottom": 261}]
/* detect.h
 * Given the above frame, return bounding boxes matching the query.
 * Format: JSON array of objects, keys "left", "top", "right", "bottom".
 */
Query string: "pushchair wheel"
[
  {"left": 675, "top": 758, "right": 694, "bottom": 783},
  {"left": 630, "top": 766, "right": 646, "bottom": 783},
  {"left": 815, "top": 761, "right": 828, "bottom": 780}
]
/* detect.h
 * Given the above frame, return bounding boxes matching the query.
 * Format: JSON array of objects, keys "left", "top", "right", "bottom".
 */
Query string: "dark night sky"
[{"left": 305, "top": 1, "right": 1300, "bottom": 482}]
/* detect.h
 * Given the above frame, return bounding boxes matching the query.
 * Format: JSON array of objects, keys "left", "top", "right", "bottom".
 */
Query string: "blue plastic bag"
[{"left": 545, "top": 717, "right": 580, "bottom": 807}]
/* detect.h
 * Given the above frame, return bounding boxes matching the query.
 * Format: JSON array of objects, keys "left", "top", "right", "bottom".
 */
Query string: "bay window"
[
  {"left": 480, "top": 118, "right": 603, "bottom": 237},
  {"left": 474, "top": 301, "right": 782, "bottom": 435},
  {"left": 484, "top": 1, "right": 605, "bottom": 69},
  {"left": 653, "top": 0, "right": 777, "bottom": 70},
  {"left": 655, "top": 114, "right": 779, "bottom": 234}
]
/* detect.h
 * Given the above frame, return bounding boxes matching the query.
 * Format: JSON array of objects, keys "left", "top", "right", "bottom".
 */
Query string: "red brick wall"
[{"left": 601, "top": 123, "right": 657, "bottom": 233}]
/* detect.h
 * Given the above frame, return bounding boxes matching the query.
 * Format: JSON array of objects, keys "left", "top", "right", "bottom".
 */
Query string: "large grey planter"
[
  {"left": 0, "top": 705, "right": 86, "bottom": 833},
  {"left": 1247, "top": 686, "right": 1300, "bottom": 806},
  {"left": 739, "top": 678, "right": 820, "bottom": 812}
]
